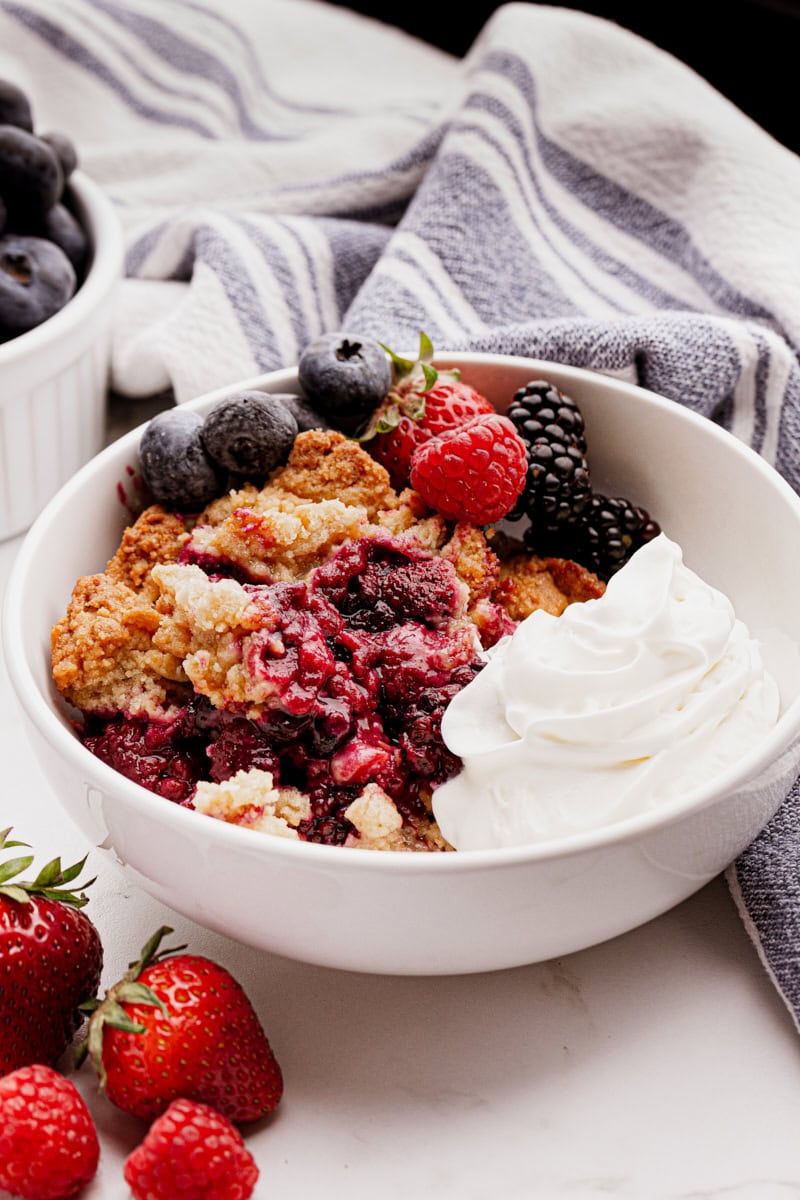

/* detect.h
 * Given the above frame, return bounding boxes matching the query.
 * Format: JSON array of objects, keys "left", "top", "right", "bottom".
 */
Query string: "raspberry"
[
  {"left": 124, "top": 1097, "right": 259, "bottom": 1200},
  {"left": 359, "top": 335, "right": 495, "bottom": 487},
  {"left": 409, "top": 413, "right": 527, "bottom": 524},
  {"left": 0, "top": 1064, "right": 100, "bottom": 1200},
  {"left": 368, "top": 379, "right": 495, "bottom": 488}
]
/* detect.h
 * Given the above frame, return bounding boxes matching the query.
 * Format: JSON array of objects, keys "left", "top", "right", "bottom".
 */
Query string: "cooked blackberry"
[
  {"left": 570, "top": 494, "right": 661, "bottom": 579},
  {"left": 507, "top": 380, "right": 587, "bottom": 455}
]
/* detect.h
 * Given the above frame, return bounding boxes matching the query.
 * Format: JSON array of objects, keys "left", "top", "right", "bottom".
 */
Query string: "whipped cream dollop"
[{"left": 433, "top": 534, "right": 781, "bottom": 850}]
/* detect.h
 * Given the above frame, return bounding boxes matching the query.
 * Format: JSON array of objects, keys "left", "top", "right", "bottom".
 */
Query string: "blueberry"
[
  {"left": 297, "top": 331, "right": 391, "bottom": 434},
  {"left": 0, "top": 80, "right": 33, "bottom": 131},
  {"left": 0, "top": 126, "right": 63, "bottom": 219},
  {"left": 32, "top": 203, "right": 89, "bottom": 275},
  {"left": 140, "top": 408, "right": 224, "bottom": 511},
  {"left": 271, "top": 391, "right": 330, "bottom": 433},
  {"left": 0, "top": 234, "right": 76, "bottom": 338},
  {"left": 40, "top": 130, "right": 78, "bottom": 181},
  {"left": 201, "top": 391, "right": 298, "bottom": 479}
]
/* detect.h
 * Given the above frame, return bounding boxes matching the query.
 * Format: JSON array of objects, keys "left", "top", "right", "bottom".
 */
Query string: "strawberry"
[
  {"left": 124, "top": 1097, "right": 259, "bottom": 1200},
  {"left": 359, "top": 333, "right": 494, "bottom": 488},
  {"left": 409, "top": 413, "right": 528, "bottom": 525},
  {"left": 0, "top": 828, "right": 102, "bottom": 1074},
  {"left": 85, "top": 926, "right": 283, "bottom": 1122},
  {"left": 0, "top": 1062, "right": 100, "bottom": 1200}
]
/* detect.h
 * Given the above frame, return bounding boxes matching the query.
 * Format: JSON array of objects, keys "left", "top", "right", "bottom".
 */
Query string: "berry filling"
[
  {"left": 79, "top": 537, "right": 484, "bottom": 846},
  {"left": 83, "top": 713, "right": 208, "bottom": 805}
]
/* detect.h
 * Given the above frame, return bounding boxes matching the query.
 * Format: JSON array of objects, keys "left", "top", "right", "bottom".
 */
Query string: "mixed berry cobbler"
[{"left": 51, "top": 427, "right": 605, "bottom": 851}]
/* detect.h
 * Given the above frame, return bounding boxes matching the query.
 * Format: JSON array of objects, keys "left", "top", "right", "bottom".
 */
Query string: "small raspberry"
[
  {"left": 409, "top": 413, "right": 527, "bottom": 524},
  {"left": 0, "top": 1064, "right": 100, "bottom": 1200},
  {"left": 123, "top": 1097, "right": 259, "bottom": 1200}
]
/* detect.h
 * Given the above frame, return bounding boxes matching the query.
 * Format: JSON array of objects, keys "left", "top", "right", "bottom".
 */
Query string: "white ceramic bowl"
[
  {"left": 5, "top": 355, "right": 800, "bottom": 974},
  {"left": 0, "top": 170, "right": 125, "bottom": 541}
]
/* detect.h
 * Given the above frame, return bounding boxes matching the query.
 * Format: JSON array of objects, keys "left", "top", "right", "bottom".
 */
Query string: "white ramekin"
[{"left": 0, "top": 170, "right": 125, "bottom": 541}]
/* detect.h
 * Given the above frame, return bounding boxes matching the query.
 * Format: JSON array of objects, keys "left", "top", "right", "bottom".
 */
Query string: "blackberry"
[
  {"left": 82, "top": 716, "right": 207, "bottom": 804},
  {"left": 514, "top": 436, "right": 591, "bottom": 534},
  {"left": 571, "top": 494, "right": 661, "bottom": 579},
  {"left": 299, "top": 770, "right": 359, "bottom": 845},
  {"left": 207, "top": 717, "right": 281, "bottom": 783},
  {"left": 507, "top": 380, "right": 587, "bottom": 455},
  {"left": 506, "top": 380, "right": 591, "bottom": 533},
  {"left": 298, "top": 811, "right": 354, "bottom": 846}
]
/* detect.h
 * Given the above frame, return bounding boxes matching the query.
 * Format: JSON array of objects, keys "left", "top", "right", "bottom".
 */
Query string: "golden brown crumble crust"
[
  {"left": 105, "top": 505, "right": 187, "bottom": 591},
  {"left": 268, "top": 428, "right": 397, "bottom": 518},
  {"left": 51, "top": 569, "right": 188, "bottom": 717},
  {"left": 496, "top": 553, "right": 605, "bottom": 621}
]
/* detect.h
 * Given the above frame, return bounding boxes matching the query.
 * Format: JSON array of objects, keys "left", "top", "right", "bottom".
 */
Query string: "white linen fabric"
[{"left": 2, "top": 0, "right": 800, "bottom": 1023}]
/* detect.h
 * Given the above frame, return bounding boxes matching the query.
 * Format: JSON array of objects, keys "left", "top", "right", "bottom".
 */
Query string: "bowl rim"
[
  {"left": 6, "top": 353, "right": 800, "bottom": 871},
  {"left": 0, "top": 169, "right": 125, "bottom": 368}
]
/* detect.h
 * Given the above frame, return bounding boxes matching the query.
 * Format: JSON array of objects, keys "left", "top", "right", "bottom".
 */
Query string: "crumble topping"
[
  {"left": 193, "top": 768, "right": 310, "bottom": 838},
  {"left": 497, "top": 552, "right": 606, "bottom": 621},
  {"left": 105, "top": 505, "right": 187, "bottom": 591},
  {"left": 343, "top": 783, "right": 451, "bottom": 852},
  {"left": 269, "top": 428, "right": 397, "bottom": 517},
  {"left": 51, "top": 571, "right": 188, "bottom": 719},
  {"left": 185, "top": 494, "right": 370, "bottom": 583}
]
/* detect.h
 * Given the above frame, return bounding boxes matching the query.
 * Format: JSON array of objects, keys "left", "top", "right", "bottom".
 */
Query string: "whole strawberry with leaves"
[
  {"left": 359, "top": 332, "right": 495, "bottom": 488},
  {"left": 0, "top": 827, "right": 102, "bottom": 1074},
  {"left": 84, "top": 925, "right": 283, "bottom": 1122}
]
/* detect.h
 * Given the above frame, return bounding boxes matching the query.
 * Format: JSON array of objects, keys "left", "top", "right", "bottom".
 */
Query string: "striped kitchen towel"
[{"left": 2, "top": 0, "right": 800, "bottom": 1022}]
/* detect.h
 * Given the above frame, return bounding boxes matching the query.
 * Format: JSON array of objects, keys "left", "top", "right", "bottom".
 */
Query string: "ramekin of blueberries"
[{"left": 0, "top": 76, "right": 124, "bottom": 541}]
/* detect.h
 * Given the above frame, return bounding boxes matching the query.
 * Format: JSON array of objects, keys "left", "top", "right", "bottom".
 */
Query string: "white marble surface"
[{"left": 2, "top": 525, "right": 800, "bottom": 1200}]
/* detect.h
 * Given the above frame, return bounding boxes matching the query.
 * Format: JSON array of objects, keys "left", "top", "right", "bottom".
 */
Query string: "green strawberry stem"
[
  {"left": 83, "top": 925, "right": 188, "bottom": 1087},
  {"left": 0, "top": 827, "right": 95, "bottom": 909},
  {"left": 358, "top": 332, "right": 460, "bottom": 443}
]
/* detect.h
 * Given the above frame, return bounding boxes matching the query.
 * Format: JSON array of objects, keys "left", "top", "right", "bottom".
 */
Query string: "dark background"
[{"left": 329, "top": 0, "right": 800, "bottom": 156}]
